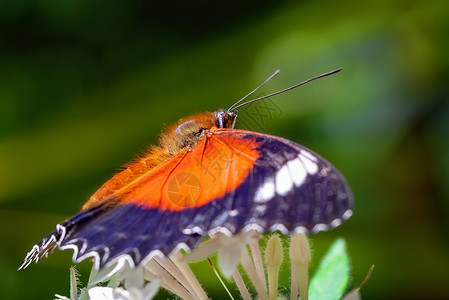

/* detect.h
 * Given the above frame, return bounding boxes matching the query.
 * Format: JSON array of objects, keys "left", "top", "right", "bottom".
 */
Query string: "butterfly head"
[
  {"left": 215, "top": 109, "right": 237, "bottom": 129},
  {"left": 162, "top": 110, "right": 237, "bottom": 155}
]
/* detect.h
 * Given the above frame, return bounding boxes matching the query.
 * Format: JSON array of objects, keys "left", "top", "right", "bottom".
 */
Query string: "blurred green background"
[{"left": 1, "top": 0, "right": 448, "bottom": 299}]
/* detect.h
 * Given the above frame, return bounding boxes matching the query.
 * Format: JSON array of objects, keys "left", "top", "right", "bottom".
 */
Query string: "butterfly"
[{"left": 20, "top": 68, "right": 352, "bottom": 271}]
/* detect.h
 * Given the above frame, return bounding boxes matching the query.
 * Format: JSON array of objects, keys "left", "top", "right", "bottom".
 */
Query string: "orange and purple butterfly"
[{"left": 20, "top": 68, "right": 352, "bottom": 270}]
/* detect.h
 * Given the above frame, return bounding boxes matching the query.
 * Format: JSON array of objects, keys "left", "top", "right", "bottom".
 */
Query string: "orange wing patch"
[{"left": 110, "top": 130, "right": 260, "bottom": 211}]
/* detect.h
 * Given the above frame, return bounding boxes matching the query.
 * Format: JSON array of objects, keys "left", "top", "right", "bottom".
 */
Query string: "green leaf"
[{"left": 309, "top": 238, "right": 350, "bottom": 300}]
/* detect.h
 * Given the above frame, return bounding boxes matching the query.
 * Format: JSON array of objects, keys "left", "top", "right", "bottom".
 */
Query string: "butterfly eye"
[{"left": 216, "top": 110, "right": 237, "bottom": 129}]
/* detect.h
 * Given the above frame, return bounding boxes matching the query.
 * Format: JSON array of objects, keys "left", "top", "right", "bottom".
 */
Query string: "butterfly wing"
[
  {"left": 179, "top": 129, "right": 353, "bottom": 236},
  {"left": 21, "top": 129, "right": 352, "bottom": 270}
]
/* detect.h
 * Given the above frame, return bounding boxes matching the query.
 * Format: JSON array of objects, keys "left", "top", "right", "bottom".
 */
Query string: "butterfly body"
[
  {"left": 83, "top": 110, "right": 237, "bottom": 210},
  {"left": 20, "top": 69, "right": 353, "bottom": 271}
]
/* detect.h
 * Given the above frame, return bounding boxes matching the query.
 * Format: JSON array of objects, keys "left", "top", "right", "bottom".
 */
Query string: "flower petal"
[
  {"left": 217, "top": 243, "right": 243, "bottom": 278},
  {"left": 88, "top": 287, "right": 115, "bottom": 300},
  {"left": 141, "top": 279, "right": 161, "bottom": 300},
  {"left": 124, "top": 267, "right": 144, "bottom": 290},
  {"left": 90, "top": 258, "right": 129, "bottom": 285},
  {"left": 183, "top": 238, "right": 223, "bottom": 262}
]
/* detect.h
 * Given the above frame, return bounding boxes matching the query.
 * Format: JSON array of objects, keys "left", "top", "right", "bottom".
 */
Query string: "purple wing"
[{"left": 20, "top": 130, "right": 353, "bottom": 270}]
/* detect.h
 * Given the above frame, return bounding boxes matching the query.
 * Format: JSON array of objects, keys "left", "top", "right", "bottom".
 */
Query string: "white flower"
[
  {"left": 86, "top": 265, "right": 160, "bottom": 300},
  {"left": 87, "top": 280, "right": 159, "bottom": 300},
  {"left": 57, "top": 230, "right": 314, "bottom": 300},
  {"left": 184, "top": 229, "right": 260, "bottom": 277}
]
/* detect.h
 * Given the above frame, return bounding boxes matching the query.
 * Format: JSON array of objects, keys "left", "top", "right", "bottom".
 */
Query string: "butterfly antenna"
[
  {"left": 228, "top": 70, "right": 280, "bottom": 111},
  {"left": 230, "top": 68, "right": 342, "bottom": 111}
]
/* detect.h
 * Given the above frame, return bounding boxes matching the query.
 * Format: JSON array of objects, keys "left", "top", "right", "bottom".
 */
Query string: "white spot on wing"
[
  {"left": 312, "top": 223, "right": 329, "bottom": 233},
  {"left": 254, "top": 178, "right": 275, "bottom": 203},
  {"left": 342, "top": 209, "right": 353, "bottom": 220},
  {"left": 300, "top": 150, "right": 318, "bottom": 162},
  {"left": 209, "top": 226, "right": 233, "bottom": 237},
  {"left": 287, "top": 158, "right": 307, "bottom": 187},
  {"left": 229, "top": 209, "right": 239, "bottom": 217},
  {"left": 183, "top": 226, "right": 204, "bottom": 235},
  {"left": 293, "top": 226, "right": 308, "bottom": 234},
  {"left": 275, "top": 165, "right": 293, "bottom": 196},
  {"left": 241, "top": 223, "right": 263, "bottom": 233},
  {"left": 299, "top": 153, "right": 318, "bottom": 174},
  {"left": 269, "top": 223, "right": 288, "bottom": 234},
  {"left": 256, "top": 205, "right": 267, "bottom": 214},
  {"left": 330, "top": 219, "right": 342, "bottom": 228}
]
